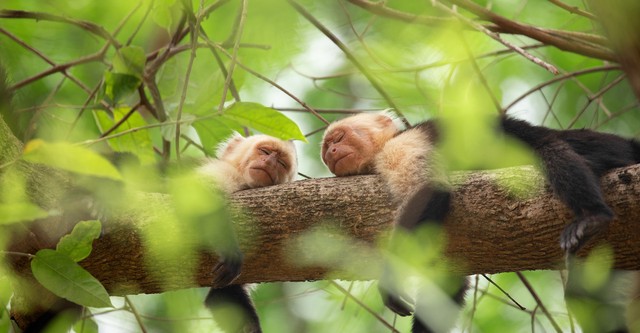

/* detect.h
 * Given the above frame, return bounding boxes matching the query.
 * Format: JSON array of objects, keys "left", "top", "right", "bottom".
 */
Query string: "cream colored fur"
[{"left": 197, "top": 133, "right": 297, "bottom": 193}]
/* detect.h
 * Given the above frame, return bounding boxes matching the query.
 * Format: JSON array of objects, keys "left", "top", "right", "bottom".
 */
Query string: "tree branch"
[{"left": 7, "top": 162, "right": 640, "bottom": 297}]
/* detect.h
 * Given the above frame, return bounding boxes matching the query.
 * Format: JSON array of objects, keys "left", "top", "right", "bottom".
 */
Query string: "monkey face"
[
  {"left": 322, "top": 127, "right": 373, "bottom": 176},
  {"left": 244, "top": 144, "right": 294, "bottom": 188},
  {"left": 322, "top": 114, "right": 398, "bottom": 176}
]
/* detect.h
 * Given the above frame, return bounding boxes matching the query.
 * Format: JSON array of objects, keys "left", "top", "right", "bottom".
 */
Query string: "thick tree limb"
[{"left": 7, "top": 163, "right": 640, "bottom": 298}]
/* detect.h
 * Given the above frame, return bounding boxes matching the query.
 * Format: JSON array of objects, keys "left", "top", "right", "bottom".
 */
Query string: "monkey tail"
[{"left": 632, "top": 139, "right": 640, "bottom": 163}]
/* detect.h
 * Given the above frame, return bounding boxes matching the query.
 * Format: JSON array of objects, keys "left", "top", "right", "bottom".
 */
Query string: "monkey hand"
[
  {"left": 378, "top": 287, "right": 414, "bottom": 317},
  {"left": 211, "top": 252, "right": 244, "bottom": 287},
  {"left": 377, "top": 264, "right": 414, "bottom": 316},
  {"left": 560, "top": 213, "right": 611, "bottom": 254}
]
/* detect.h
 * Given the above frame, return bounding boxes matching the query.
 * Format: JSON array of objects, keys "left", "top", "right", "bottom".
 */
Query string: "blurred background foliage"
[{"left": 0, "top": 0, "right": 638, "bottom": 332}]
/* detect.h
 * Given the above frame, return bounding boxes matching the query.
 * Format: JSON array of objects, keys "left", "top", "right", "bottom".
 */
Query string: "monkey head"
[
  {"left": 321, "top": 113, "right": 398, "bottom": 176},
  {"left": 218, "top": 134, "right": 297, "bottom": 188}
]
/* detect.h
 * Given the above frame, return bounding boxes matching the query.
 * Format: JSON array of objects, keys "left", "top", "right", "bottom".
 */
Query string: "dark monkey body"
[{"left": 322, "top": 113, "right": 640, "bottom": 333}]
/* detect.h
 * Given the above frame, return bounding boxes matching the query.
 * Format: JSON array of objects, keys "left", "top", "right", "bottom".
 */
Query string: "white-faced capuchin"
[
  {"left": 198, "top": 133, "right": 297, "bottom": 333},
  {"left": 321, "top": 113, "right": 640, "bottom": 333}
]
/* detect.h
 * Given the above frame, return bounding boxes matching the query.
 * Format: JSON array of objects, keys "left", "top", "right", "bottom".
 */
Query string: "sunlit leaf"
[
  {"left": 23, "top": 140, "right": 122, "bottom": 181},
  {"left": 94, "top": 108, "right": 155, "bottom": 164},
  {"left": 224, "top": 102, "right": 307, "bottom": 142},
  {"left": 0, "top": 203, "right": 48, "bottom": 225},
  {"left": 112, "top": 46, "right": 145, "bottom": 79},
  {"left": 56, "top": 220, "right": 102, "bottom": 262},
  {"left": 31, "top": 249, "right": 113, "bottom": 308},
  {"left": 192, "top": 116, "right": 244, "bottom": 155},
  {"left": 73, "top": 316, "right": 99, "bottom": 333}
]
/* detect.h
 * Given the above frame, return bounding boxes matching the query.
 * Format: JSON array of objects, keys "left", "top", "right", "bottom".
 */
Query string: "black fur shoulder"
[{"left": 410, "top": 119, "right": 441, "bottom": 144}]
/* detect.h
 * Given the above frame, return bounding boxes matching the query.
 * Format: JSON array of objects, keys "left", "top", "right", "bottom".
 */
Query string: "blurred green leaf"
[
  {"left": 112, "top": 46, "right": 145, "bottom": 79},
  {"left": 23, "top": 140, "right": 122, "bottom": 181},
  {"left": 94, "top": 108, "right": 155, "bottom": 164},
  {"left": 0, "top": 203, "right": 48, "bottom": 225},
  {"left": 103, "top": 72, "right": 141, "bottom": 104},
  {"left": 73, "top": 317, "right": 99, "bottom": 333},
  {"left": 56, "top": 220, "right": 102, "bottom": 262},
  {"left": 0, "top": 166, "right": 49, "bottom": 224},
  {"left": 31, "top": 249, "right": 113, "bottom": 308},
  {"left": 224, "top": 102, "right": 307, "bottom": 142}
]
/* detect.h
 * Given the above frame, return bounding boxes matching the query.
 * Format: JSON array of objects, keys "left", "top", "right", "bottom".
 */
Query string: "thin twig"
[
  {"left": 99, "top": 103, "right": 142, "bottom": 138},
  {"left": 217, "top": 0, "right": 248, "bottom": 113},
  {"left": 503, "top": 64, "right": 621, "bottom": 112},
  {"left": 9, "top": 52, "right": 105, "bottom": 91},
  {"left": 567, "top": 74, "right": 626, "bottom": 128},
  {"left": 1, "top": 251, "right": 34, "bottom": 259},
  {"left": 206, "top": 39, "right": 330, "bottom": 125},
  {"left": 516, "top": 272, "right": 563, "bottom": 333},
  {"left": 125, "top": 296, "right": 148, "bottom": 333},
  {"left": 457, "top": 31, "right": 502, "bottom": 112},
  {"left": 0, "top": 10, "right": 121, "bottom": 48},
  {"left": 436, "top": 2, "right": 559, "bottom": 75},
  {"left": 175, "top": 0, "right": 205, "bottom": 160},
  {"left": 547, "top": 0, "right": 597, "bottom": 20},
  {"left": 0, "top": 28, "right": 94, "bottom": 95},
  {"left": 288, "top": 0, "right": 410, "bottom": 128},
  {"left": 481, "top": 274, "right": 526, "bottom": 310},
  {"left": 328, "top": 281, "right": 400, "bottom": 333},
  {"left": 126, "top": 0, "right": 153, "bottom": 46}
]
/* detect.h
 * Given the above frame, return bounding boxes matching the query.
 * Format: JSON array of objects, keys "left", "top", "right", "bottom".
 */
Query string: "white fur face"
[
  {"left": 321, "top": 113, "right": 399, "bottom": 176},
  {"left": 217, "top": 134, "right": 297, "bottom": 188}
]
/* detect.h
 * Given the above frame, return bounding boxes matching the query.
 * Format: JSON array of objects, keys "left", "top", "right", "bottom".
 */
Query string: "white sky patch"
[{"left": 500, "top": 78, "right": 545, "bottom": 124}]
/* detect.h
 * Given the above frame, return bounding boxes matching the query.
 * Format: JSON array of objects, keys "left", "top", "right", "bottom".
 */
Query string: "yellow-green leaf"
[
  {"left": 56, "top": 220, "right": 102, "bottom": 262},
  {"left": 223, "top": 102, "right": 307, "bottom": 142},
  {"left": 112, "top": 46, "right": 145, "bottom": 79},
  {"left": 23, "top": 140, "right": 122, "bottom": 181}
]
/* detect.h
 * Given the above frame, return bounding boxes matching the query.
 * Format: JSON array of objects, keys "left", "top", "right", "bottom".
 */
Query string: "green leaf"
[
  {"left": 223, "top": 102, "right": 307, "bottom": 142},
  {"left": 56, "top": 220, "right": 102, "bottom": 262},
  {"left": 112, "top": 46, "right": 145, "bottom": 79},
  {"left": 192, "top": 116, "right": 244, "bottom": 155},
  {"left": 23, "top": 140, "right": 122, "bottom": 181},
  {"left": 94, "top": 108, "right": 155, "bottom": 164},
  {"left": 31, "top": 249, "right": 113, "bottom": 308},
  {"left": 0, "top": 202, "right": 48, "bottom": 225},
  {"left": 103, "top": 72, "right": 141, "bottom": 104},
  {"left": 73, "top": 317, "right": 99, "bottom": 333}
]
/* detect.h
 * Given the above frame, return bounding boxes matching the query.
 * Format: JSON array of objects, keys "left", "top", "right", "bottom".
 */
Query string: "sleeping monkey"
[
  {"left": 198, "top": 133, "right": 297, "bottom": 333},
  {"left": 321, "top": 112, "right": 640, "bottom": 333}
]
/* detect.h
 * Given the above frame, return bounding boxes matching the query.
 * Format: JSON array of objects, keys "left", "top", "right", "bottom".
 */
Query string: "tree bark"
[{"left": 6, "top": 162, "right": 640, "bottom": 297}]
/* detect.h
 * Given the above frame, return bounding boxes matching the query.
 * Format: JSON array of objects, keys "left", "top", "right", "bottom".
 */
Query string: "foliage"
[{"left": 0, "top": 0, "right": 638, "bottom": 332}]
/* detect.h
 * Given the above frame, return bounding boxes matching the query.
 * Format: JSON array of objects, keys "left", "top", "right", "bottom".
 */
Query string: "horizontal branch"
[{"left": 10, "top": 163, "right": 640, "bottom": 297}]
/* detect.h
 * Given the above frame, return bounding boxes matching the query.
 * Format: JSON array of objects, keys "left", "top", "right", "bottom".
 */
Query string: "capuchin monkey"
[
  {"left": 198, "top": 133, "right": 297, "bottom": 333},
  {"left": 321, "top": 113, "right": 640, "bottom": 333}
]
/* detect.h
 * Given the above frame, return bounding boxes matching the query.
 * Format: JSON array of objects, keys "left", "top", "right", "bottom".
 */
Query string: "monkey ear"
[
  {"left": 375, "top": 114, "right": 393, "bottom": 125},
  {"left": 216, "top": 133, "right": 245, "bottom": 159}
]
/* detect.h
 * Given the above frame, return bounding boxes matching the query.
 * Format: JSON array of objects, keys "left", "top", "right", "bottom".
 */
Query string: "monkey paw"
[
  {"left": 560, "top": 214, "right": 611, "bottom": 254},
  {"left": 378, "top": 285, "right": 414, "bottom": 317},
  {"left": 211, "top": 252, "right": 244, "bottom": 287}
]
